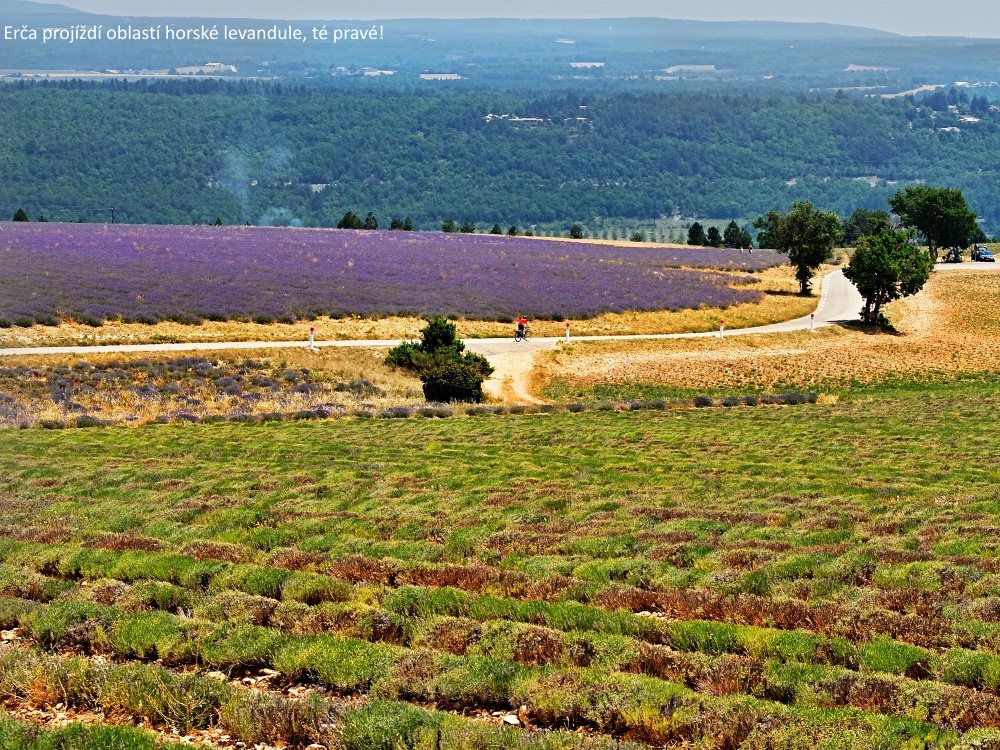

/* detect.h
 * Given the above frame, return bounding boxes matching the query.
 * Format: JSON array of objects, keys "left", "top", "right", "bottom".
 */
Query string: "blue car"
[{"left": 972, "top": 245, "right": 996, "bottom": 262}]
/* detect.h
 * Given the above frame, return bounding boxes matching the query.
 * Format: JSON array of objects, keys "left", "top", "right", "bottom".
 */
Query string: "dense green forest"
[{"left": 4, "top": 80, "right": 1000, "bottom": 233}]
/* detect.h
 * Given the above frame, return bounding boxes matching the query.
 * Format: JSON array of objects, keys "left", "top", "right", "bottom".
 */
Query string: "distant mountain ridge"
[
  {"left": 0, "top": 0, "right": 900, "bottom": 39},
  {"left": 0, "top": 0, "right": 82, "bottom": 14}
]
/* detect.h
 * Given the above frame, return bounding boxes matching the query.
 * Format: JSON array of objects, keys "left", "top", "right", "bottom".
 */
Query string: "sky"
[{"left": 35, "top": 0, "right": 999, "bottom": 38}]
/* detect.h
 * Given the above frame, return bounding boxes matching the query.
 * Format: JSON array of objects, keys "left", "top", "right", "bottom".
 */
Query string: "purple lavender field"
[{"left": 0, "top": 223, "right": 783, "bottom": 325}]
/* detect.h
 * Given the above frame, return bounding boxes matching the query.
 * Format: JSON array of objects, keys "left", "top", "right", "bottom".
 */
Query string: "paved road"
[
  {"left": 0, "top": 269, "right": 864, "bottom": 359},
  {"left": 468, "top": 269, "right": 864, "bottom": 356}
]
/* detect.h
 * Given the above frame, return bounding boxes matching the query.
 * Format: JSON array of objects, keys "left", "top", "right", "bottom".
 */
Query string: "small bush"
[
  {"left": 378, "top": 406, "right": 414, "bottom": 419},
  {"left": 210, "top": 564, "right": 291, "bottom": 599},
  {"left": 274, "top": 635, "right": 402, "bottom": 692},
  {"left": 387, "top": 317, "right": 493, "bottom": 403},
  {"left": 465, "top": 405, "right": 499, "bottom": 416},
  {"left": 693, "top": 396, "right": 714, "bottom": 408},
  {"left": 109, "top": 610, "right": 190, "bottom": 661},
  {"left": 197, "top": 623, "right": 288, "bottom": 668},
  {"left": 193, "top": 590, "right": 278, "bottom": 626},
  {"left": 338, "top": 700, "right": 432, "bottom": 750},
  {"left": 100, "top": 663, "right": 229, "bottom": 732},
  {"left": 221, "top": 690, "right": 337, "bottom": 748},
  {"left": 281, "top": 572, "right": 352, "bottom": 605},
  {"left": 417, "top": 405, "right": 453, "bottom": 418},
  {"left": 71, "top": 415, "right": 110, "bottom": 428},
  {"left": 422, "top": 360, "right": 488, "bottom": 403},
  {"left": 858, "top": 637, "right": 930, "bottom": 677}
]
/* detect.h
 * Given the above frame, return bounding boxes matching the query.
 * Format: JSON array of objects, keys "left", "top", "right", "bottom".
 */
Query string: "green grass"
[
  {"left": 542, "top": 369, "right": 1000, "bottom": 404},
  {"left": 0, "top": 380, "right": 998, "bottom": 746}
]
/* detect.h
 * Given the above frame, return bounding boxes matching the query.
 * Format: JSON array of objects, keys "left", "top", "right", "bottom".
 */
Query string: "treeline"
[{"left": 4, "top": 82, "right": 1000, "bottom": 232}]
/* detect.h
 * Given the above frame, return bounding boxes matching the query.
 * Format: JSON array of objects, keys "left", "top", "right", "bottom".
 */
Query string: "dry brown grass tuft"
[
  {"left": 267, "top": 548, "right": 329, "bottom": 571},
  {"left": 83, "top": 533, "right": 164, "bottom": 553},
  {"left": 327, "top": 555, "right": 399, "bottom": 585},
  {"left": 182, "top": 540, "right": 254, "bottom": 563},
  {"left": 0, "top": 525, "right": 71, "bottom": 545},
  {"left": 416, "top": 617, "right": 483, "bottom": 655}
]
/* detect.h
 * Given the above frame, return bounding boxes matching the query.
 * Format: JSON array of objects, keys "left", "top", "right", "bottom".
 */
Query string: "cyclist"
[{"left": 516, "top": 314, "right": 528, "bottom": 340}]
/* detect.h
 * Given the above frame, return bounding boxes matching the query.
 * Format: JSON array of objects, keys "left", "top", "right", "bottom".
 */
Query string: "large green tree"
[
  {"left": 753, "top": 201, "right": 843, "bottom": 295},
  {"left": 843, "top": 227, "right": 933, "bottom": 324},
  {"left": 337, "top": 211, "right": 363, "bottom": 230},
  {"left": 722, "top": 220, "right": 752, "bottom": 249},
  {"left": 888, "top": 186, "right": 977, "bottom": 261},
  {"left": 706, "top": 226, "right": 722, "bottom": 247},
  {"left": 687, "top": 222, "right": 707, "bottom": 246},
  {"left": 841, "top": 208, "right": 890, "bottom": 247}
]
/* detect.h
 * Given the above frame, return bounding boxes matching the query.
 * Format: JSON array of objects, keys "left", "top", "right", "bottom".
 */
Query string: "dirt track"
[{"left": 481, "top": 350, "right": 547, "bottom": 404}]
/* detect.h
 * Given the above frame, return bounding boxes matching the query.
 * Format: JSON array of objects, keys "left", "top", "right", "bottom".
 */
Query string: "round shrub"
[{"left": 421, "top": 360, "right": 487, "bottom": 403}]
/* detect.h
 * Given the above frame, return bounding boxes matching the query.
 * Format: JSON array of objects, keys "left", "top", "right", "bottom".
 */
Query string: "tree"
[
  {"left": 402, "top": 217, "right": 413, "bottom": 231},
  {"left": 889, "top": 186, "right": 977, "bottom": 261},
  {"left": 843, "top": 227, "right": 933, "bottom": 324},
  {"left": 687, "top": 222, "right": 707, "bottom": 246},
  {"left": 507, "top": 226, "right": 518, "bottom": 236},
  {"left": 385, "top": 316, "right": 493, "bottom": 403},
  {"left": 569, "top": 224, "right": 584, "bottom": 239},
  {"left": 753, "top": 201, "right": 843, "bottom": 295},
  {"left": 37, "top": 214, "right": 48, "bottom": 223},
  {"left": 490, "top": 223, "right": 503, "bottom": 235},
  {"left": 12, "top": 208, "right": 28, "bottom": 222},
  {"left": 841, "top": 208, "right": 890, "bottom": 247},
  {"left": 363, "top": 211, "right": 379, "bottom": 230},
  {"left": 460, "top": 220, "right": 476, "bottom": 233},
  {"left": 441, "top": 219, "right": 458, "bottom": 233},
  {"left": 630, "top": 229, "right": 646, "bottom": 242},
  {"left": 706, "top": 226, "right": 722, "bottom": 247},
  {"left": 722, "top": 220, "right": 752, "bottom": 248},
  {"left": 337, "top": 211, "right": 363, "bottom": 230},
  {"left": 389, "top": 217, "right": 404, "bottom": 230}
]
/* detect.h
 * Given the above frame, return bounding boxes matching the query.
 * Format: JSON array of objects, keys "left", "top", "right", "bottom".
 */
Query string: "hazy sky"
[{"left": 44, "top": 0, "right": 998, "bottom": 38}]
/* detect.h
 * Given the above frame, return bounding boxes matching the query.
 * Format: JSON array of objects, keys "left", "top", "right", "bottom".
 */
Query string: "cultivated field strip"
[
  {"left": 0, "top": 223, "right": 780, "bottom": 326},
  {"left": 0, "top": 398, "right": 997, "bottom": 747}
]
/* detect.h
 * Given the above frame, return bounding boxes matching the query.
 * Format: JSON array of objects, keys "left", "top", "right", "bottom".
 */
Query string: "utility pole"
[{"left": 110, "top": 206, "right": 117, "bottom": 224}]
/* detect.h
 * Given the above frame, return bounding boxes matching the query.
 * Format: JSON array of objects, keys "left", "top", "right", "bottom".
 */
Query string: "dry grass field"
[
  {"left": 0, "top": 347, "right": 423, "bottom": 428},
  {"left": 539, "top": 271, "right": 1000, "bottom": 399}
]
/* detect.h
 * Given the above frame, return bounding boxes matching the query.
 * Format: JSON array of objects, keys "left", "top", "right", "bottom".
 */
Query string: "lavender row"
[{"left": 0, "top": 223, "right": 781, "bottom": 324}]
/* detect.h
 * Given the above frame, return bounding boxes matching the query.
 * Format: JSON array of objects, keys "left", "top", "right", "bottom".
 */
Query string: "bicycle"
[{"left": 514, "top": 325, "right": 531, "bottom": 342}]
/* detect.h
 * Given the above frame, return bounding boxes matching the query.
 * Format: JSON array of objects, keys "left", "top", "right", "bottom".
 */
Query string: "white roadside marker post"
[
  {"left": 810, "top": 313, "right": 815, "bottom": 333},
  {"left": 718, "top": 318, "right": 725, "bottom": 339},
  {"left": 308, "top": 326, "right": 317, "bottom": 351},
  {"left": 565, "top": 321, "right": 571, "bottom": 342}
]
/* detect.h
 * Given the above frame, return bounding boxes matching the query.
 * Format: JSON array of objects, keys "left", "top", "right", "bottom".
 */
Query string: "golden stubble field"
[
  {"left": 537, "top": 270, "right": 1000, "bottom": 392},
  {"left": 0, "top": 266, "right": 812, "bottom": 348}
]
